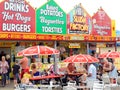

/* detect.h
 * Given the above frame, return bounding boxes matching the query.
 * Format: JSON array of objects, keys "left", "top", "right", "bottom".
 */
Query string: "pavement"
[{"left": 0, "top": 80, "right": 14, "bottom": 90}]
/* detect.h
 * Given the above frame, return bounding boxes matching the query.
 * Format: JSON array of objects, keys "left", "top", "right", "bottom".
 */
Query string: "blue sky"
[{"left": 27, "top": 0, "right": 120, "bottom": 30}]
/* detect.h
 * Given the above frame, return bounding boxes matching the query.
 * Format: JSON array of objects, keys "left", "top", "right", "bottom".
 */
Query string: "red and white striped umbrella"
[
  {"left": 17, "top": 46, "right": 60, "bottom": 56},
  {"left": 63, "top": 54, "right": 99, "bottom": 63},
  {"left": 98, "top": 51, "right": 120, "bottom": 58}
]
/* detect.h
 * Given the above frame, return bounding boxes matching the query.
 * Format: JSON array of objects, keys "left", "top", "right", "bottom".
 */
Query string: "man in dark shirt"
[{"left": 12, "top": 60, "right": 20, "bottom": 87}]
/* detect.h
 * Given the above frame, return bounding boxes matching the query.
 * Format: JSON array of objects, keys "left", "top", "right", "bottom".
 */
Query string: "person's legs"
[
  {"left": 1, "top": 73, "right": 6, "bottom": 87},
  {"left": 75, "top": 76, "right": 80, "bottom": 86},
  {"left": 14, "top": 74, "right": 18, "bottom": 87},
  {"left": 6, "top": 72, "right": 10, "bottom": 84},
  {"left": 21, "top": 69, "right": 25, "bottom": 79}
]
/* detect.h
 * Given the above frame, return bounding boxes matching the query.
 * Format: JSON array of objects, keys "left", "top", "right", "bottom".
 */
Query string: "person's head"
[
  {"left": 31, "top": 58, "right": 36, "bottom": 63},
  {"left": 1, "top": 56, "right": 6, "bottom": 62},
  {"left": 91, "top": 50, "right": 96, "bottom": 56},
  {"left": 83, "top": 63, "right": 88, "bottom": 70},
  {"left": 103, "top": 58, "right": 109, "bottom": 64},
  {"left": 15, "top": 60, "right": 19, "bottom": 64},
  {"left": 31, "top": 63, "right": 36, "bottom": 70},
  {"left": 1, "top": 51, "right": 4, "bottom": 54},
  {"left": 99, "top": 64, "right": 103, "bottom": 71},
  {"left": 6, "top": 54, "right": 10, "bottom": 60}
]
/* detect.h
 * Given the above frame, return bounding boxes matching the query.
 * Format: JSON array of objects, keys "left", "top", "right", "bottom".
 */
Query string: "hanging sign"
[{"left": 69, "top": 43, "right": 80, "bottom": 48}]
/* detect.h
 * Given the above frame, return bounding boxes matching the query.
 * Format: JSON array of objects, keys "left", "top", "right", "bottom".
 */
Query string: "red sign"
[
  {"left": 0, "top": 0, "right": 35, "bottom": 33},
  {"left": 92, "top": 8, "right": 111, "bottom": 36}
]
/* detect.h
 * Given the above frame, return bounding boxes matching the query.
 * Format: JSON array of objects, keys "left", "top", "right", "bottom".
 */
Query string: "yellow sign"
[
  {"left": 70, "top": 16, "right": 88, "bottom": 32},
  {"left": 114, "top": 58, "right": 120, "bottom": 71},
  {"left": 70, "top": 36, "right": 84, "bottom": 40},
  {"left": 97, "top": 43, "right": 106, "bottom": 48},
  {"left": 69, "top": 43, "right": 80, "bottom": 48},
  {"left": 111, "top": 20, "right": 116, "bottom": 37}
]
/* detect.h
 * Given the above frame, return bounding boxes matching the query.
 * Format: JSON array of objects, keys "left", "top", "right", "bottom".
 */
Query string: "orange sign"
[
  {"left": 10, "top": 34, "right": 22, "bottom": 39},
  {"left": 0, "top": 33, "right": 9, "bottom": 39},
  {"left": 0, "top": 33, "right": 64, "bottom": 40},
  {"left": 23, "top": 34, "right": 36, "bottom": 40}
]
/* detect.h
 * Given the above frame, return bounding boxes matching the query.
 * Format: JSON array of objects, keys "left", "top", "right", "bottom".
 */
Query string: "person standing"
[
  {"left": 19, "top": 56, "right": 28, "bottom": 78},
  {"left": 0, "top": 56, "right": 9, "bottom": 87},
  {"left": 103, "top": 58, "right": 118, "bottom": 83},
  {"left": 6, "top": 54, "right": 11, "bottom": 84},
  {"left": 12, "top": 60, "right": 20, "bottom": 87},
  {"left": 87, "top": 63, "right": 97, "bottom": 88}
]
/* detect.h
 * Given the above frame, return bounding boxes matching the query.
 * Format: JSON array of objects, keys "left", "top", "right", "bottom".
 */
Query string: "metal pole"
[
  {"left": 54, "top": 41, "right": 58, "bottom": 74},
  {"left": 87, "top": 42, "right": 89, "bottom": 54},
  {"left": 114, "top": 41, "right": 117, "bottom": 51}
]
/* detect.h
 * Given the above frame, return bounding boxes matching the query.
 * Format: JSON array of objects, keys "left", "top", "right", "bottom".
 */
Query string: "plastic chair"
[
  {"left": 63, "top": 86, "right": 77, "bottom": 90},
  {"left": 93, "top": 81, "right": 104, "bottom": 90},
  {"left": 117, "top": 76, "right": 120, "bottom": 85},
  {"left": 102, "top": 74, "right": 118, "bottom": 90},
  {"left": 67, "top": 81, "right": 76, "bottom": 86}
]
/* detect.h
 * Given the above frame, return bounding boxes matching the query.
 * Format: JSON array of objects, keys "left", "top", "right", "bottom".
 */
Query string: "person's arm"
[
  {"left": 18, "top": 65, "right": 21, "bottom": 73},
  {"left": 5, "top": 62, "right": 9, "bottom": 69},
  {"left": 19, "top": 59, "right": 23, "bottom": 65},
  {"left": 87, "top": 72, "right": 92, "bottom": 77},
  {"left": 103, "top": 63, "right": 112, "bottom": 71},
  {"left": 87, "top": 66, "right": 92, "bottom": 77}
]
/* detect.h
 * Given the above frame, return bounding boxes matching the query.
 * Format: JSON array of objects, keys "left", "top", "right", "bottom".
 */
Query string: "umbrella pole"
[{"left": 87, "top": 42, "right": 89, "bottom": 54}]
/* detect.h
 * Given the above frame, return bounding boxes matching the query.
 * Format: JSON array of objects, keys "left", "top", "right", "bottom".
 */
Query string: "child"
[
  {"left": 21, "top": 69, "right": 32, "bottom": 85},
  {"left": 23, "top": 69, "right": 31, "bottom": 79},
  {"left": 12, "top": 60, "right": 20, "bottom": 87}
]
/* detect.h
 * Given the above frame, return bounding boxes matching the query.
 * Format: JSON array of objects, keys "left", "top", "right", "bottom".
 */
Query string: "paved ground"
[{"left": 0, "top": 80, "right": 14, "bottom": 90}]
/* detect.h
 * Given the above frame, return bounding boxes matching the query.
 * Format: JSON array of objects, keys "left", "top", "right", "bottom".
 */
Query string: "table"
[
  {"left": 30, "top": 75, "right": 62, "bottom": 85},
  {"left": 68, "top": 73, "right": 83, "bottom": 76},
  {"left": 30, "top": 75, "right": 62, "bottom": 81}
]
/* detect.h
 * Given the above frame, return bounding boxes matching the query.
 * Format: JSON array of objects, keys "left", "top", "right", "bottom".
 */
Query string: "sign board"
[
  {"left": 69, "top": 43, "right": 80, "bottom": 48},
  {"left": 0, "top": 0, "right": 35, "bottom": 33},
  {"left": 67, "top": 4, "right": 92, "bottom": 34},
  {"left": 36, "top": 0, "right": 66, "bottom": 34},
  {"left": 92, "top": 8, "right": 111, "bottom": 36}
]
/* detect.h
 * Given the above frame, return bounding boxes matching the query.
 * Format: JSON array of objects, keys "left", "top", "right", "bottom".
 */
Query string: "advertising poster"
[
  {"left": 0, "top": 0, "right": 35, "bottom": 33},
  {"left": 67, "top": 3, "right": 92, "bottom": 34},
  {"left": 36, "top": 0, "right": 66, "bottom": 35},
  {"left": 92, "top": 8, "right": 111, "bottom": 36}
]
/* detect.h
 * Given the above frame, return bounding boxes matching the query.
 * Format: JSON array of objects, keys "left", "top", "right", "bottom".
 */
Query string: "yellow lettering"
[
  {"left": 0, "top": 34, "right": 8, "bottom": 38},
  {"left": 37, "top": 36, "right": 45, "bottom": 39},
  {"left": 23, "top": 35, "right": 36, "bottom": 39},
  {"left": 73, "top": 16, "right": 86, "bottom": 23},
  {"left": 70, "top": 23, "right": 88, "bottom": 31},
  {"left": 11, "top": 34, "right": 21, "bottom": 39}
]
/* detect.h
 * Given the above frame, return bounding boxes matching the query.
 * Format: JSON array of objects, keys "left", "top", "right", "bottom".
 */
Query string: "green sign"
[{"left": 36, "top": 0, "right": 66, "bottom": 34}]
